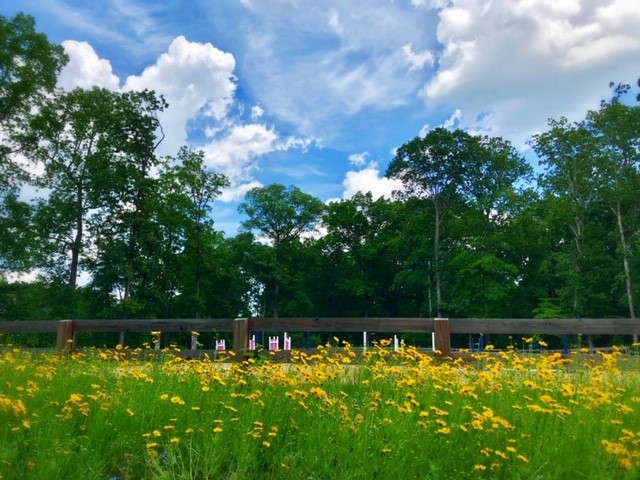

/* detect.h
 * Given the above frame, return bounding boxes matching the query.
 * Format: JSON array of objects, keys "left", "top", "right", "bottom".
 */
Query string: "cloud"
[
  {"left": 328, "top": 10, "right": 343, "bottom": 35},
  {"left": 201, "top": 122, "right": 315, "bottom": 201},
  {"left": 422, "top": 0, "right": 640, "bottom": 145},
  {"left": 276, "top": 136, "right": 315, "bottom": 152},
  {"left": 201, "top": 123, "right": 277, "bottom": 184},
  {"left": 251, "top": 105, "right": 264, "bottom": 120},
  {"left": 239, "top": 1, "right": 437, "bottom": 140},
  {"left": 218, "top": 180, "right": 263, "bottom": 203},
  {"left": 441, "top": 108, "right": 462, "bottom": 129},
  {"left": 411, "top": 0, "right": 451, "bottom": 8},
  {"left": 55, "top": 36, "right": 238, "bottom": 158},
  {"left": 348, "top": 152, "right": 369, "bottom": 168},
  {"left": 27, "top": 0, "right": 173, "bottom": 65},
  {"left": 124, "top": 35, "right": 237, "bottom": 156},
  {"left": 403, "top": 43, "right": 435, "bottom": 71},
  {"left": 342, "top": 163, "right": 403, "bottom": 200},
  {"left": 58, "top": 40, "right": 121, "bottom": 91}
]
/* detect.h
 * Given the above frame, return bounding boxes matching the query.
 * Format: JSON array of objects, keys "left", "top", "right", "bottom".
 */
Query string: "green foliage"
[
  {"left": 0, "top": 192, "right": 34, "bottom": 272},
  {"left": 320, "top": 193, "right": 399, "bottom": 316},
  {"left": 0, "top": 12, "right": 67, "bottom": 272},
  {"left": 239, "top": 184, "right": 324, "bottom": 244},
  {"left": 0, "top": 12, "right": 67, "bottom": 126},
  {"left": 239, "top": 184, "right": 324, "bottom": 317},
  {"left": 532, "top": 298, "right": 563, "bottom": 319}
]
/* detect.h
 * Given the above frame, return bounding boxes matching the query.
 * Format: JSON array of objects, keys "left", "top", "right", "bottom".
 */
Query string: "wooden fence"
[{"left": 0, "top": 317, "right": 638, "bottom": 358}]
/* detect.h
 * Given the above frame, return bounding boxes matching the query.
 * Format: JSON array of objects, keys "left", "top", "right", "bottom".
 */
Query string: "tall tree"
[
  {"left": 321, "top": 192, "right": 397, "bottom": 316},
  {"left": 587, "top": 83, "right": 640, "bottom": 324},
  {"left": 88, "top": 89, "right": 168, "bottom": 316},
  {"left": 388, "top": 198, "right": 436, "bottom": 317},
  {"left": 239, "top": 184, "right": 324, "bottom": 317},
  {"left": 0, "top": 12, "right": 67, "bottom": 273},
  {"left": 158, "top": 147, "right": 229, "bottom": 317},
  {"left": 533, "top": 117, "right": 600, "bottom": 317},
  {"left": 0, "top": 191, "right": 33, "bottom": 272},
  {"left": 450, "top": 135, "right": 533, "bottom": 317},
  {"left": 19, "top": 87, "right": 123, "bottom": 287},
  {"left": 386, "top": 128, "right": 469, "bottom": 317},
  {"left": 18, "top": 86, "right": 167, "bottom": 310}
]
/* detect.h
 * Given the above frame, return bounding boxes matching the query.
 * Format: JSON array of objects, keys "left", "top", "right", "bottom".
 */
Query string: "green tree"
[
  {"left": 0, "top": 12, "right": 67, "bottom": 274},
  {"left": 533, "top": 118, "right": 599, "bottom": 317},
  {"left": 156, "top": 147, "right": 229, "bottom": 317},
  {"left": 321, "top": 192, "right": 398, "bottom": 316},
  {"left": 449, "top": 135, "right": 533, "bottom": 317},
  {"left": 87, "top": 90, "right": 168, "bottom": 317},
  {"left": 0, "top": 192, "right": 33, "bottom": 273},
  {"left": 19, "top": 87, "right": 125, "bottom": 287},
  {"left": 388, "top": 198, "right": 436, "bottom": 317},
  {"left": 239, "top": 184, "right": 324, "bottom": 317},
  {"left": 386, "top": 128, "right": 469, "bottom": 317},
  {"left": 0, "top": 12, "right": 67, "bottom": 154},
  {"left": 587, "top": 83, "right": 640, "bottom": 324}
]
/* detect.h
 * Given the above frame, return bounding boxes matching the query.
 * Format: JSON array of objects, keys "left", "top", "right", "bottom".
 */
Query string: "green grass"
[{"left": 1, "top": 342, "right": 639, "bottom": 479}]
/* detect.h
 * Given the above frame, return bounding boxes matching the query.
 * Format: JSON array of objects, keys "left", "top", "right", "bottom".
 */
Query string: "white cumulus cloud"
[
  {"left": 218, "top": 180, "right": 263, "bottom": 203},
  {"left": 422, "top": 0, "right": 640, "bottom": 145},
  {"left": 203, "top": 123, "right": 277, "bottom": 180},
  {"left": 403, "top": 43, "right": 435, "bottom": 71},
  {"left": 124, "top": 35, "right": 237, "bottom": 155},
  {"left": 58, "top": 40, "right": 121, "bottom": 91},
  {"left": 342, "top": 163, "right": 403, "bottom": 200},
  {"left": 348, "top": 152, "right": 369, "bottom": 168}
]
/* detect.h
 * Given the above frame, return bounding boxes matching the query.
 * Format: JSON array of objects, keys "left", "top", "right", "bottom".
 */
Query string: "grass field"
[{"left": 1, "top": 339, "right": 639, "bottom": 479}]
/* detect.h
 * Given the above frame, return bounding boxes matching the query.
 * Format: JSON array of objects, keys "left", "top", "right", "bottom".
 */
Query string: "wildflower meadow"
[{"left": 1, "top": 339, "right": 639, "bottom": 479}]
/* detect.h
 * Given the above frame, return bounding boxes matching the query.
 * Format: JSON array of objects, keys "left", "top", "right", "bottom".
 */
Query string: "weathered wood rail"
[{"left": 0, "top": 317, "right": 638, "bottom": 357}]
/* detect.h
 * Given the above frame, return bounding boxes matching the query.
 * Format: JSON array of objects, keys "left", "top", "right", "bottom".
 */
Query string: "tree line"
[{"left": 1, "top": 13, "right": 640, "bottom": 329}]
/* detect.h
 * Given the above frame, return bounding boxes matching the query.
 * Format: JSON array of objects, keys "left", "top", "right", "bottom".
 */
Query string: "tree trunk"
[
  {"left": 273, "top": 281, "right": 279, "bottom": 319},
  {"left": 570, "top": 214, "right": 584, "bottom": 318},
  {"left": 433, "top": 199, "right": 443, "bottom": 318},
  {"left": 69, "top": 183, "right": 83, "bottom": 288},
  {"left": 426, "top": 260, "right": 433, "bottom": 318},
  {"left": 195, "top": 216, "right": 201, "bottom": 319},
  {"left": 614, "top": 202, "right": 636, "bottom": 341}
]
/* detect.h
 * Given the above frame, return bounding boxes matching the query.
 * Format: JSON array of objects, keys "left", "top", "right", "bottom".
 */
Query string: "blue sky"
[{"left": 4, "top": 0, "right": 640, "bottom": 235}]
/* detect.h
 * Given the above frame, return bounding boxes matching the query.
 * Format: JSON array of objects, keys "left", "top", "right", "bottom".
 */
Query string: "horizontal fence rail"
[
  {"left": 247, "top": 317, "right": 437, "bottom": 333},
  {"left": 0, "top": 320, "right": 60, "bottom": 333},
  {"left": 70, "top": 318, "right": 237, "bottom": 333},
  {"left": 0, "top": 317, "right": 638, "bottom": 357}
]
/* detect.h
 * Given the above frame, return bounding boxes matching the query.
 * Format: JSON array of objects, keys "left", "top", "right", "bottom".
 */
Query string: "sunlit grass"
[{"left": 1, "top": 340, "right": 639, "bottom": 479}]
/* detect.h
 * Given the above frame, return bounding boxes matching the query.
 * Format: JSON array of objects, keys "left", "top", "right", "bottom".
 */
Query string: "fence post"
[
  {"left": 233, "top": 318, "right": 249, "bottom": 361},
  {"left": 433, "top": 318, "right": 451, "bottom": 357},
  {"left": 56, "top": 320, "right": 74, "bottom": 353}
]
